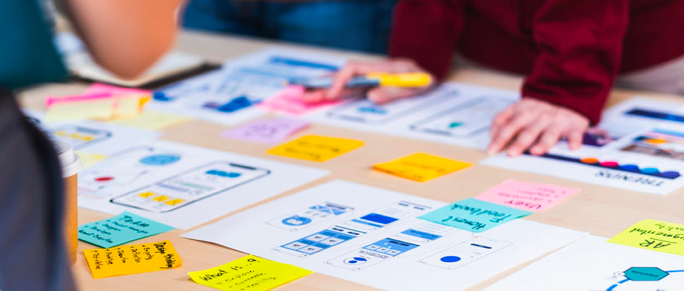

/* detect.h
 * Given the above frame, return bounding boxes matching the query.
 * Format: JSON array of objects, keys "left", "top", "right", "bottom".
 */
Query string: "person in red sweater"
[{"left": 304, "top": 0, "right": 684, "bottom": 157}]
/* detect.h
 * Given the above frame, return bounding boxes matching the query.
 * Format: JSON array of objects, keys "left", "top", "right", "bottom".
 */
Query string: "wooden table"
[{"left": 18, "top": 30, "right": 684, "bottom": 291}]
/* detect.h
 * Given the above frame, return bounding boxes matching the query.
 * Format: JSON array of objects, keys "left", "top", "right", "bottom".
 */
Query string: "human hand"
[
  {"left": 301, "top": 58, "right": 435, "bottom": 104},
  {"left": 487, "top": 98, "right": 590, "bottom": 157}
]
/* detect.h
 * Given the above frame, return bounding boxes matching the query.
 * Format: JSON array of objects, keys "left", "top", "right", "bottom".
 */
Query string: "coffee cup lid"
[{"left": 54, "top": 141, "right": 83, "bottom": 178}]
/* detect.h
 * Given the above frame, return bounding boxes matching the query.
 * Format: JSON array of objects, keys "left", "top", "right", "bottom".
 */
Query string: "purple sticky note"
[{"left": 221, "top": 118, "right": 310, "bottom": 144}]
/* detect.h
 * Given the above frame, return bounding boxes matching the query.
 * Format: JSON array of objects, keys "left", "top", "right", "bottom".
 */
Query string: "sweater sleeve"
[
  {"left": 389, "top": 0, "right": 465, "bottom": 80},
  {"left": 522, "top": 0, "right": 629, "bottom": 125}
]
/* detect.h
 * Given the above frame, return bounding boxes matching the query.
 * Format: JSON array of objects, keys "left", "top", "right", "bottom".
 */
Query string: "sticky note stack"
[{"left": 45, "top": 83, "right": 151, "bottom": 122}]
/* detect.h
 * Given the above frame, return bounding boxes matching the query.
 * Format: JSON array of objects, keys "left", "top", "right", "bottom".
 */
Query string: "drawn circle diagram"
[
  {"left": 139, "top": 154, "right": 181, "bottom": 166},
  {"left": 343, "top": 257, "right": 368, "bottom": 265},
  {"left": 282, "top": 215, "right": 312, "bottom": 226},
  {"left": 606, "top": 267, "right": 684, "bottom": 291}
]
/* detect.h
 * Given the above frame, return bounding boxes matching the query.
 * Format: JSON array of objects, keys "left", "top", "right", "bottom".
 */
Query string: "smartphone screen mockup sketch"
[
  {"left": 109, "top": 161, "right": 271, "bottom": 213},
  {"left": 418, "top": 236, "right": 511, "bottom": 270},
  {"left": 49, "top": 125, "right": 112, "bottom": 150},
  {"left": 410, "top": 97, "right": 512, "bottom": 137},
  {"left": 326, "top": 91, "right": 450, "bottom": 125},
  {"left": 266, "top": 202, "right": 355, "bottom": 232}
]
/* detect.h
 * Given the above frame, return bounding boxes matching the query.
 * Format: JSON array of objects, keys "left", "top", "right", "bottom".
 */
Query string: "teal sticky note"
[
  {"left": 419, "top": 198, "right": 532, "bottom": 233},
  {"left": 78, "top": 211, "right": 174, "bottom": 248}
]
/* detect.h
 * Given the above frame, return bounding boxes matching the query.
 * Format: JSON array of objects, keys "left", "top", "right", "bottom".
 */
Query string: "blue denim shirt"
[{"left": 183, "top": 0, "right": 397, "bottom": 54}]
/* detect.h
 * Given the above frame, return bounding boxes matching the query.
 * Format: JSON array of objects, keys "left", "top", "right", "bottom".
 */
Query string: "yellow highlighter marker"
[{"left": 289, "top": 72, "right": 432, "bottom": 89}]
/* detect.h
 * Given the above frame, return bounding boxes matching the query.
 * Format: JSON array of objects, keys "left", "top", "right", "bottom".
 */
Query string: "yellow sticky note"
[
  {"left": 45, "top": 99, "right": 115, "bottom": 122},
  {"left": 75, "top": 151, "right": 108, "bottom": 168},
  {"left": 108, "top": 111, "right": 191, "bottom": 131},
  {"left": 373, "top": 153, "right": 471, "bottom": 182},
  {"left": 267, "top": 135, "right": 364, "bottom": 162},
  {"left": 189, "top": 255, "right": 312, "bottom": 291},
  {"left": 83, "top": 240, "right": 182, "bottom": 279},
  {"left": 608, "top": 219, "right": 684, "bottom": 256},
  {"left": 112, "top": 94, "right": 151, "bottom": 119}
]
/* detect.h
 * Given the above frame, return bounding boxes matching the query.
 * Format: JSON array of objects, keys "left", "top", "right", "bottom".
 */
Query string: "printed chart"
[
  {"left": 183, "top": 180, "right": 586, "bottom": 291},
  {"left": 484, "top": 236, "right": 684, "bottom": 291},
  {"left": 77, "top": 140, "right": 328, "bottom": 229},
  {"left": 307, "top": 83, "right": 518, "bottom": 150},
  {"left": 484, "top": 98, "right": 684, "bottom": 195}
]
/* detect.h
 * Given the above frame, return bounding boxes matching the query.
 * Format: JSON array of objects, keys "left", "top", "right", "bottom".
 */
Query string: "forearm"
[{"left": 59, "top": 0, "right": 184, "bottom": 78}]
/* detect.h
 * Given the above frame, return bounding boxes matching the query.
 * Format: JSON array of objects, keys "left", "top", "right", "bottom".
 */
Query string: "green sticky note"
[
  {"left": 78, "top": 211, "right": 174, "bottom": 248},
  {"left": 419, "top": 198, "right": 532, "bottom": 233}
]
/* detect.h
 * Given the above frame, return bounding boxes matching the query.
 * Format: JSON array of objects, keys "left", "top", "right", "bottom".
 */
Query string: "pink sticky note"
[
  {"left": 221, "top": 118, "right": 309, "bottom": 144},
  {"left": 46, "top": 92, "right": 114, "bottom": 108},
  {"left": 475, "top": 179, "right": 580, "bottom": 212},
  {"left": 260, "top": 85, "right": 340, "bottom": 115},
  {"left": 84, "top": 83, "right": 151, "bottom": 96}
]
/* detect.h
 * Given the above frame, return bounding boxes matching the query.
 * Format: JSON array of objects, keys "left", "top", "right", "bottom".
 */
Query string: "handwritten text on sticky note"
[
  {"left": 189, "top": 255, "right": 312, "bottom": 291},
  {"left": 268, "top": 135, "right": 363, "bottom": 162},
  {"left": 419, "top": 198, "right": 532, "bottom": 233},
  {"left": 608, "top": 219, "right": 684, "bottom": 256},
  {"left": 83, "top": 240, "right": 182, "bottom": 279},
  {"left": 78, "top": 211, "right": 174, "bottom": 248},
  {"left": 373, "top": 153, "right": 471, "bottom": 182},
  {"left": 221, "top": 118, "right": 309, "bottom": 144},
  {"left": 475, "top": 179, "right": 580, "bottom": 212}
]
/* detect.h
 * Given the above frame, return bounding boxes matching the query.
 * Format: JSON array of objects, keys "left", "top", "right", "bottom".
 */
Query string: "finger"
[
  {"left": 490, "top": 106, "right": 515, "bottom": 138},
  {"left": 327, "top": 63, "right": 361, "bottom": 100},
  {"left": 505, "top": 120, "right": 549, "bottom": 157},
  {"left": 487, "top": 113, "right": 534, "bottom": 155},
  {"left": 529, "top": 126, "right": 563, "bottom": 155},
  {"left": 367, "top": 86, "right": 431, "bottom": 104},
  {"left": 567, "top": 127, "right": 585, "bottom": 150}
]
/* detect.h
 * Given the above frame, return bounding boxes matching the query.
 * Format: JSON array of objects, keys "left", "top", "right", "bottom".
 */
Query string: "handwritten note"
[
  {"left": 267, "top": 135, "right": 364, "bottom": 162},
  {"left": 83, "top": 240, "right": 182, "bottom": 279},
  {"left": 260, "top": 85, "right": 340, "bottom": 115},
  {"left": 373, "top": 153, "right": 471, "bottom": 182},
  {"left": 78, "top": 211, "right": 174, "bottom": 248},
  {"left": 189, "top": 255, "right": 312, "bottom": 291},
  {"left": 108, "top": 111, "right": 191, "bottom": 131},
  {"left": 221, "top": 118, "right": 309, "bottom": 144},
  {"left": 475, "top": 179, "right": 580, "bottom": 212},
  {"left": 608, "top": 219, "right": 684, "bottom": 256},
  {"left": 419, "top": 198, "right": 532, "bottom": 233}
]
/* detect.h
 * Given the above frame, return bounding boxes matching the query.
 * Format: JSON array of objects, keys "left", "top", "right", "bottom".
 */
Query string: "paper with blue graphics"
[
  {"left": 182, "top": 180, "right": 586, "bottom": 291},
  {"left": 484, "top": 235, "right": 684, "bottom": 291},
  {"left": 420, "top": 198, "right": 532, "bottom": 233},
  {"left": 78, "top": 211, "right": 174, "bottom": 248},
  {"left": 148, "top": 47, "right": 346, "bottom": 126}
]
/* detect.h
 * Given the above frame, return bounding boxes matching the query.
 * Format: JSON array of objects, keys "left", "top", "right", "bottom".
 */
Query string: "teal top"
[{"left": 0, "top": 0, "right": 67, "bottom": 89}]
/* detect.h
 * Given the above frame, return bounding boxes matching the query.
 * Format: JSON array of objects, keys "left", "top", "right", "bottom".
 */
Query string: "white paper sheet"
[
  {"left": 76, "top": 140, "right": 328, "bottom": 229},
  {"left": 149, "top": 47, "right": 347, "bottom": 126},
  {"left": 23, "top": 110, "right": 161, "bottom": 155},
  {"left": 484, "top": 235, "right": 684, "bottom": 291},
  {"left": 483, "top": 98, "right": 684, "bottom": 195},
  {"left": 304, "top": 83, "right": 519, "bottom": 150},
  {"left": 182, "top": 180, "right": 586, "bottom": 291}
]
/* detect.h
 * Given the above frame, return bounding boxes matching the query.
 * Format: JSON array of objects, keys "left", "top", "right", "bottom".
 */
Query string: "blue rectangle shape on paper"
[
  {"left": 401, "top": 229, "right": 442, "bottom": 241},
  {"left": 419, "top": 198, "right": 532, "bottom": 233},
  {"left": 77, "top": 211, "right": 174, "bottom": 248},
  {"left": 360, "top": 213, "right": 398, "bottom": 225}
]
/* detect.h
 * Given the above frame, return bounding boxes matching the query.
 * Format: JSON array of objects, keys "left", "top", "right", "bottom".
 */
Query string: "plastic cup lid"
[{"left": 53, "top": 140, "right": 83, "bottom": 178}]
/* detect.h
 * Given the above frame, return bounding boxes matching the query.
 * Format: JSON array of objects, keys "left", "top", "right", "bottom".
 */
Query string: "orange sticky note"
[
  {"left": 373, "top": 153, "right": 471, "bottom": 182},
  {"left": 83, "top": 240, "right": 182, "bottom": 279},
  {"left": 267, "top": 135, "right": 363, "bottom": 162}
]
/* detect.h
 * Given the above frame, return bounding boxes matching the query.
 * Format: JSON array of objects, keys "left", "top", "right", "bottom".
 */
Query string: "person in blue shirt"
[
  {"left": 183, "top": 0, "right": 397, "bottom": 53},
  {"left": 0, "top": 1, "right": 182, "bottom": 290}
]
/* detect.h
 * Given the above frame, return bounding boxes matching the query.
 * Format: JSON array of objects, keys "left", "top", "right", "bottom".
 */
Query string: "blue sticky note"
[
  {"left": 78, "top": 211, "right": 174, "bottom": 248},
  {"left": 419, "top": 198, "right": 532, "bottom": 233}
]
